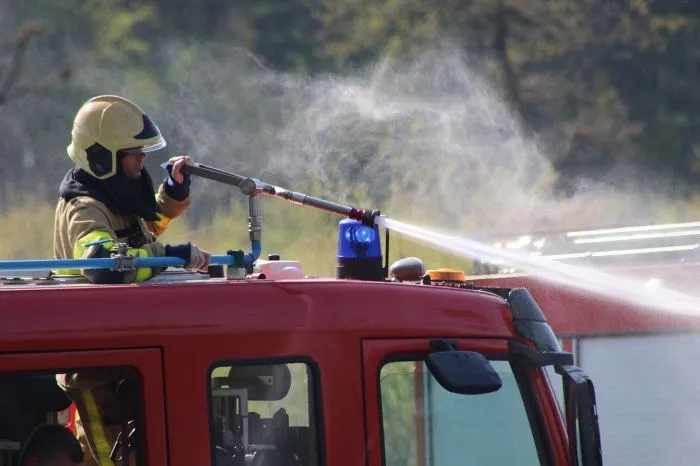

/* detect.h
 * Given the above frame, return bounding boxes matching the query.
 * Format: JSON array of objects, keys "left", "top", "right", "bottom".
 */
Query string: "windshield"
[{"left": 380, "top": 360, "right": 541, "bottom": 466}]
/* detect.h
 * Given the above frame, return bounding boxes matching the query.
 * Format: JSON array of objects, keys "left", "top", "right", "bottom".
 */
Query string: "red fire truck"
[
  {"left": 467, "top": 222, "right": 700, "bottom": 465},
  {"left": 0, "top": 164, "right": 601, "bottom": 466}
]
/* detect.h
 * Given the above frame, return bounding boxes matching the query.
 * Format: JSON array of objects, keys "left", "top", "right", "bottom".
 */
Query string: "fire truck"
[
  {"left": 467, "top": 222, "right": 700, "bottom": 465},
  {"left": 0, "top": 164, "right": 601, "bottom": 466}
]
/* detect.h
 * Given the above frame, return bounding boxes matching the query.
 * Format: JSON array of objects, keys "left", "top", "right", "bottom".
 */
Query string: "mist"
[
  {"left": 149, "top": 43, "right": 700, "bottom": 237},
  {"left": 144, "top": 42, "right": 695, "bottom": 237},
  {"left": 3, "top": 35, "right": 699, "bottom": 255}
]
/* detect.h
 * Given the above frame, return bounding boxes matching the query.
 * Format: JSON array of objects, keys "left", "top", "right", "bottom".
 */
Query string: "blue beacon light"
[{"left": 336, "top": 218, "right": 384, "bottom": 281}]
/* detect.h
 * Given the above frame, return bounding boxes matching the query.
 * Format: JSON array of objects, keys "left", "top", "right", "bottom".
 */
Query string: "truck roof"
[
  {"left": 0, "top": 272, "right": 517, "bottom": 353},
  {"left": 466, "top": 271, "right": 700, "bottom": 336}
]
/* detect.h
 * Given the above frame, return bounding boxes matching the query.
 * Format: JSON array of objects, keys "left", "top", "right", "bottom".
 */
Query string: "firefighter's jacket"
[
  {"left": 57, "top": 371, "right": 137, "bottom": 466},
  {"left": 53, "top": 180, "right": 189, "bottom": 283}
]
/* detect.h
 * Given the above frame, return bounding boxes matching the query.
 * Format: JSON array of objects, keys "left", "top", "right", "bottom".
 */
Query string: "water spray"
[{"left": 376, "top": 216, "right": 700, "bottom": 317}]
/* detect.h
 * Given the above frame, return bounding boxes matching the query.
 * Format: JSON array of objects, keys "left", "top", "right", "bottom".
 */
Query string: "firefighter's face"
[{"left": 120, "top": 151, "right": 147, "bottom": 179}]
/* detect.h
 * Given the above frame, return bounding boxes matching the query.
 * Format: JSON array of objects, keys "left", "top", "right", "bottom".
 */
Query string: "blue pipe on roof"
[
  {"left": 244, "top": 239, "right": 262, "bottom": 269},
  {"left": 0, "top": 255, "right": 239, "bottom": 272}
]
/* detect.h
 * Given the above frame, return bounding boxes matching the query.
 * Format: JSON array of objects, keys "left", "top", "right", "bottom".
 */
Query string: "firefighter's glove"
[
  {"left": 161, "top": 156, "right": 192, "bottom": 201},
  {"left": 165, "top": 242, "right": 211, "bottom": 272}
]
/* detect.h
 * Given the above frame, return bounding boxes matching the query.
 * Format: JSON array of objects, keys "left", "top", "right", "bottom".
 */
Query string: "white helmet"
[{"left": 66, "top": 95, "right": 166, "bottom": 179}]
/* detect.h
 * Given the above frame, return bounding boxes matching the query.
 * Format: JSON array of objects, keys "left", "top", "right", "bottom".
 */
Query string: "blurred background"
[{"left": 1, "top": 0, "right": 699, "bottom": 275}]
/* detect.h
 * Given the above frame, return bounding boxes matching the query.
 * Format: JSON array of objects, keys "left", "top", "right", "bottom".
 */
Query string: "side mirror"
[{"left": 426, "top": 350, "right": 502, "bottom": 395}]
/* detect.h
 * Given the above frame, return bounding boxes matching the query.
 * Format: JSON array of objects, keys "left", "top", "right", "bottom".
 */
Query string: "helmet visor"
[{"left": 120, "top": 139, "right": 167, "bottom": 156}]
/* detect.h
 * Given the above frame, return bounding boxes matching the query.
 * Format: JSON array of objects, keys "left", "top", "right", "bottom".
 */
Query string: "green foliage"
[
  {"left": 29, "top": 0, "right": 157, "bottom": 65},
  {"left": 309, "top": 0, "right": 443, "bottom": 66},
  {"left": 91, "top": 4, "right": 155, "bottom": 64},
  {"left": 380, "top": 362, "right": 419, "bottom": 466},
  {"left": 0, "top": 195, "right": 56, "bottom": 260}
]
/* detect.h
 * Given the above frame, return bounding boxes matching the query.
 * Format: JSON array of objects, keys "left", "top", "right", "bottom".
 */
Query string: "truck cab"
[{"left": 0, "top": 259, "right": 601, "bottom": 466}]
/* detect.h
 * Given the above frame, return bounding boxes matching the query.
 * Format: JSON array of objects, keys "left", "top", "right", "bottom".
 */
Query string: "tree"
[{"left": 306, "top": 0, "right": 700, "bottom": 194}]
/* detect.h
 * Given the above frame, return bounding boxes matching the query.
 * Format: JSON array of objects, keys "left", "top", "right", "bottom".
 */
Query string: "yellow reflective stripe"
[
  {"left": 74, "top": 230, "right": 115, "bottom": 259},
  {"left": 131, "top": 248, "right": 154, "bottom": 282},
  {"left": 58, "top": 230, "right": 116, "bottom": 276},
  {"left": 83, "top": 389, "right": 114, "bottom": 465},
  {"left": 62, "top": 230, "right": 157, "bottom": 282},
  {"left": 153, "top": 212, "right": 173, "bottom": 231}
]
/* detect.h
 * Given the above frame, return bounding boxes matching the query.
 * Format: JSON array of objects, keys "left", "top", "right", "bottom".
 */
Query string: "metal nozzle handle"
[{"left": 180, "top": 163, "right": 247, "bottom": 188}]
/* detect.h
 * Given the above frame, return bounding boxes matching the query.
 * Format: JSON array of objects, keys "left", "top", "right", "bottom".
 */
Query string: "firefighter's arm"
[
  {"left": 147, "top": 183, "right": 190, "bottom": 237},
  {"left": 67, "top": 198, "right": 166, "bottom": 283},
  {"left": 146, "top": 156, "right": 192, "bottom": 238}
]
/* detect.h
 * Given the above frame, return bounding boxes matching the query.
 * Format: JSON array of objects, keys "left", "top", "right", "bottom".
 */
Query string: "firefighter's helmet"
[{"left": 66, "top": 95, "right": 167, "bottom": 179}]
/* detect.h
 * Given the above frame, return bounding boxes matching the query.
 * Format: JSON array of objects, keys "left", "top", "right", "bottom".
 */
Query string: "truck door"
[
  {"left": 362, "top": 338, "right": 566, "bottom": 466},
  {"left": 0, "top": 348, "right": 167, "bottom": 466}
]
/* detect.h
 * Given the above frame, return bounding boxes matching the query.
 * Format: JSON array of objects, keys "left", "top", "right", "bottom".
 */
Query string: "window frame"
[
  {"left": 0, "top": 348, "right": 168, "bottom": 466},
  {"left": 365, "top": 339, "right": 557, "bottom": 466},
  {"left": 205, "top": 356, "right": 325, "bottom": 466}
]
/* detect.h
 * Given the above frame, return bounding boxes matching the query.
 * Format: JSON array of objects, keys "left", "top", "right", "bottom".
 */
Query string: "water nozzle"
[{"left": 348, "top": 209, "right": 381, "bottom": 227}]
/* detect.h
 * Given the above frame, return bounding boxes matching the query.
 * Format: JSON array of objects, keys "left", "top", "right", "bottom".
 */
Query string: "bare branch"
[
  {"left": 0, "top": 21, "right": 44, "bottom": 105},
  {"left": 0, "top": 62, "right": 73, "bottom": 102}
]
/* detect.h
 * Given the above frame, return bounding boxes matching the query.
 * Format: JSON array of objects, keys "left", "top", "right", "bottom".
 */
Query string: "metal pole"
[{"left": 182, "top": 162, "right": 380, "bottom": 226}]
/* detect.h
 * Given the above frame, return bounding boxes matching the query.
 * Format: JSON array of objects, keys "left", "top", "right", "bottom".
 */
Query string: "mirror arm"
[
  {"left": 430, "top": 339, "right": 457, "bottom": 352},
  {"left": 509, "top": 340, "right": 574, "bottom": 369}
]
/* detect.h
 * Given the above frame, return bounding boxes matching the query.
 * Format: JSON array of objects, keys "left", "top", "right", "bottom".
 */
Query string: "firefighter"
[
  {"left": 53, "top": 94, "right": 211, "bottom": 283},
  {"left": 55, "top": 371, "right": 133, "bottom": 466},
  {"left": 53, "top": 95, "right": 210, "bottom": 466}
]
